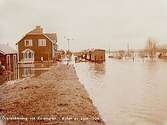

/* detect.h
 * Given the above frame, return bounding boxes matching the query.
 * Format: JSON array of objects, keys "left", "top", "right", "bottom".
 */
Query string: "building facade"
[
  {"left": 83, "top": 49, "right": 105, "bottom": 63},
  {"left": 89, "top": 49, "right": 105, "bottom": 62},
  {"left": 0, "top": 44, "right": 17, "bottom": 71},
  {"left": 16, "top": 26, "right": 57, "bottom": 63}
]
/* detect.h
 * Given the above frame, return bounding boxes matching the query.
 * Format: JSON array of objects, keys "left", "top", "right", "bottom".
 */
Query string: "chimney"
[
  {"left": 35, "top": 25, "right": 43, "bottom": 33},
  {"left": 28, "top": 25, "right": 43, "bottom": 34}
]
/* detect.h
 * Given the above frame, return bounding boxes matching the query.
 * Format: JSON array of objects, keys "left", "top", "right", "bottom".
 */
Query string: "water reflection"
[
  {"left": 89, "top": 63, "right": 105, "bottom": 74},
  {"left": 75, "top": 58, "right": 167, "bottom": 125},
  {"left": 0, "top": 63, "right": 52, "bottom": 84}
]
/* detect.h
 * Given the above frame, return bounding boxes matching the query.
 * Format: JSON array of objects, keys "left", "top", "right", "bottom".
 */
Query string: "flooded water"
[
  {"left": 0, "top": 63, "right": 53, "bottom": 125},
  {"left": 75, "top": 58, "right": 167, "bottom": 125},
  {"left": 0, "top": 63, "right": 52, "bottom": 85}
]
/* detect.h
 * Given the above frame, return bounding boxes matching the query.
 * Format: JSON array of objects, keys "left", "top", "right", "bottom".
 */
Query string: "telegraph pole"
[{"left": 64, "top": 36, "right": 74, "bottom": 52}]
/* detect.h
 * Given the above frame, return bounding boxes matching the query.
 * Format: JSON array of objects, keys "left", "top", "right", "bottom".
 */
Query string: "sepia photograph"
[{"left": 0, "top": 0, "right": 167, "bottom": 125}]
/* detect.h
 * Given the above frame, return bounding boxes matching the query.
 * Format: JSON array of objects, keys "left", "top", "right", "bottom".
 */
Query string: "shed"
[
  {"left": 89, "top": 49, "right": 105, "bottom": 63},
  {"left": 0, "top": 44, "right": 17, "bottom": 71}
]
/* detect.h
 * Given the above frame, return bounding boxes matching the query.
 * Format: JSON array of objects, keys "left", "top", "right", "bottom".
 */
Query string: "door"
[
  {"left": 6, "top": 55, "right": 11, "bottom": 70},
  {"left": 22, "top": 49, "right": 34, "bottom": 62}
]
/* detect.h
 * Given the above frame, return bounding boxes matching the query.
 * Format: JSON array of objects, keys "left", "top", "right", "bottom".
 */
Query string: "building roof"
[
  {"left": 44, "top": 33, "right": 57, "bottom": 43},
  {"left": 88, "top": 49, "right": 105, "bottom": 52},
  {"left": 28, "top": 26, "right": 43, "bottom": 34},
  {"left": 0, "top": 44, "right": 17, "bottom": 55},
  {"left": 17, "top": 26, "right": 57, "bottom": 44}
]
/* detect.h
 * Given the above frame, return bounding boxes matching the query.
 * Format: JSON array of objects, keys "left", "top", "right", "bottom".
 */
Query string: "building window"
[
  {"left": 23, "top": 50, "right": 34, "bottom": 59},
  {"left": 13, "top": 55, "right": 16, "bottom": 64},
  {"left": 24, "top": 40, "right": 32, "bottom": 46},
  {"left": 6, "top": 55, "right": 10, "bottom": 65},
  {"left": 38, "top": 39, "right": 46, "bottom": 46}
]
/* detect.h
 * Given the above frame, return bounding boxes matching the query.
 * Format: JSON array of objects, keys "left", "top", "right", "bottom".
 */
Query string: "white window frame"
[
  {"left": 24, "top": 39, "right": 32, "bottom": 46},
  {"left": 13, "top": 55, "right": 16, "bottom": 64},
  {"left": 38, "top": 39, "right": 46, "bottom": 46},
  {"left": 6, "top": 55, "right": 10, "bottom": 65}
]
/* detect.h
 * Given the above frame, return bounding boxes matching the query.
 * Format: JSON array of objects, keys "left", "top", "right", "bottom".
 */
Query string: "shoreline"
[{"left": 0, "top": 64, "right": 105, "bottom": 125}]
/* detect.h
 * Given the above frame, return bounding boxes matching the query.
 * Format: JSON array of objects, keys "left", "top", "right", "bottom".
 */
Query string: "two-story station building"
[{"left": 16, "top": 26, "right": 57, "bottom": 63}]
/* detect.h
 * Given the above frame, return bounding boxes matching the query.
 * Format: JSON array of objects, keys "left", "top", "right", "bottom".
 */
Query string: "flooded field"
[
  {"left": 75, "top": 58, "right": 167, "bottom": 125},
  {"left": 1, "top": 59, "right": 167, "bottom": 125},
  {"left": 0, "top": 63, "right": 53, "bottom": 85}
]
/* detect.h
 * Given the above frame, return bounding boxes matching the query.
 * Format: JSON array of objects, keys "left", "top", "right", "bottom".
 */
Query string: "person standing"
[{"left": 0, "top": 61, "right": 6, "bottom": 75}]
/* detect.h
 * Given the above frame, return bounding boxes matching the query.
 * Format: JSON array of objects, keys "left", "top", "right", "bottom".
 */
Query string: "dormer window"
[
  {"left": 25, "top": 40, "right": 32, "bottom": 46},
  {"left": 38, "top": 39, "right": 46, "bottom": 46}
]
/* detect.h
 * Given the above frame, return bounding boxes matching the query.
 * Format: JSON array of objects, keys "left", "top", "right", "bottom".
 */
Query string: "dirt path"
[{"left": 0, "top": 64, "right": 105, "bottom": 125}]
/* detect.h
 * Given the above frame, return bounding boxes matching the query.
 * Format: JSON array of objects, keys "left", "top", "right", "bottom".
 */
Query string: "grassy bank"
[{"left": 0, "top": 64, "right": 105, "bottom": 125}]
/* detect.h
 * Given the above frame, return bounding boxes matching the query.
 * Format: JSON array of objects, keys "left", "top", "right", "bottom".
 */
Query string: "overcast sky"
[{"left": 0, "top": 0, "right": 167, "bottom": 51}]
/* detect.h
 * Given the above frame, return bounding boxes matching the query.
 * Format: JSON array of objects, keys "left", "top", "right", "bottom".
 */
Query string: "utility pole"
[
  {"left": 67, "top": 38, "right": 70, "bottom": 51},
  {"left": 64, "top": 36, "right": 74, "bottom": 52}
]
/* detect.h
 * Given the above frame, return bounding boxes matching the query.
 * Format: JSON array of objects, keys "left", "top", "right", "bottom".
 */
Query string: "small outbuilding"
[
  {"left": 54, "top": 50, "right": 65, "bottom": 61},
  {"left": 89, "top": 49, "right": 105, "bottom": 63},
  {"left": 0, "top": 44, "right": 17, "bottom": 71}
]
